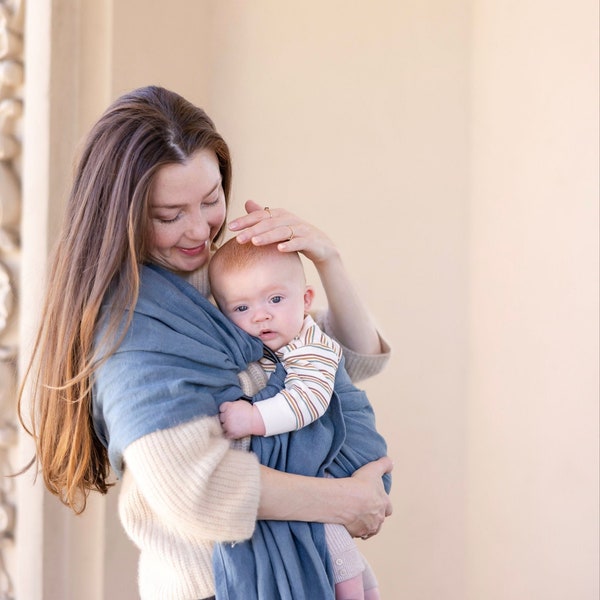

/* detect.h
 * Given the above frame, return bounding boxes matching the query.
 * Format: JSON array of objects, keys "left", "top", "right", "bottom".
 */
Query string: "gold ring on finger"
[{"left": 287, "top": 226, "right": 294, "bottom": 241}]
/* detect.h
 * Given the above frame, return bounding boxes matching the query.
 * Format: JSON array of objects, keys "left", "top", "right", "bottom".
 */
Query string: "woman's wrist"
[
  {"left": 313, "top": 254, "right": 382, "bottom": 355},
  {"left": 258, "top": 466, "right": 348, "bottom": 524},
  {"left": 312, "top": 246, "right": 343, "bottom": 277},
  {"left": 257, "top": 463, "right": 391, "bottom": 536}
]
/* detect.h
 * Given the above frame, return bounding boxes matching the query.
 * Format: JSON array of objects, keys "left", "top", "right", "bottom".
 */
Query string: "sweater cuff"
[{"left": 313, "top": 309, "right": 391, "bottom": 383}]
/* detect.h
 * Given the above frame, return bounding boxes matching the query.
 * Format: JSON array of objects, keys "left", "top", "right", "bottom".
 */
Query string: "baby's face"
[{"left": 213, "top": 256, "right": 313, "bottom": 351}]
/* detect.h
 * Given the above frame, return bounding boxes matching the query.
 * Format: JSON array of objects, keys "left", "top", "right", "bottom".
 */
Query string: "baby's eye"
[
  {"left": 270, "top": 296, "right": 283, "bottom": 304},
  {"left": 234, "top": 305, "right": 249, "bottom": 313}
]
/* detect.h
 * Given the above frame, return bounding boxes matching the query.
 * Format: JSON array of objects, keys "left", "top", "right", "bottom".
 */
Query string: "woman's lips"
[{"left": 177, "top": 241, "right": 207, "bottom": 256}]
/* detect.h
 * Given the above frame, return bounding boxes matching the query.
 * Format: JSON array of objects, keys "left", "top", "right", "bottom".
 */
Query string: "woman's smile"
[
  {"left": 177, "top": 241, "right": 208, "bottom": 256},
  {"left": 149, "top": 149, "right": 226, "bottom": 273}
]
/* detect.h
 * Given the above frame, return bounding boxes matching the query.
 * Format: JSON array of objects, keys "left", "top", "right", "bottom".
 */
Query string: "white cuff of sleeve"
[{"left": 255, "top": 395, "right": 299, "bottom": 436}]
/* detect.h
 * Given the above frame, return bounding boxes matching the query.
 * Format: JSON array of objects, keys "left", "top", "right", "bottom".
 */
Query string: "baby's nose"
[{"left": 253, "top": 309, "right": 271, "bottom": 322}]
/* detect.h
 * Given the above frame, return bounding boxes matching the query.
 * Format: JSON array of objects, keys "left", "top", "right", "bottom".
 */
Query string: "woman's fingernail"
[{"left": 229, "top": 221, "right": 240, "bottom": 230}]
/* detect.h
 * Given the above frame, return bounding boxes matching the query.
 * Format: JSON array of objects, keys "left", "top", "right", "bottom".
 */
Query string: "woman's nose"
[{"left": 187, "top": 211, "right": 210, "bottom": 240}]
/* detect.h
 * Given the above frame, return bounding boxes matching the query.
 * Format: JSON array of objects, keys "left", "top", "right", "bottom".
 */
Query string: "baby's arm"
[
  {"left": 220, "top": 399, "right": 266, "bottom": 438},
  {"left": 257, "top": 332, "right": 341, "bottom": 436},
  {"left": 259, "top": 317, "right": 342, "bottom": 436},
  {"left": 219, "top": 317, "right": 342, "bottom": 439}
]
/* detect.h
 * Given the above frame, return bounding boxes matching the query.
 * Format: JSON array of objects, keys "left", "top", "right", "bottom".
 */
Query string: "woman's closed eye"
[
  {"left": 202, "top": 196, "right": 221, "bottom": 207},
  {"left": 153, "top": 212, "right": 182, "bottom": 224},
  {"left": 203, "top": 185, "right": 224, "bottom": 208}
]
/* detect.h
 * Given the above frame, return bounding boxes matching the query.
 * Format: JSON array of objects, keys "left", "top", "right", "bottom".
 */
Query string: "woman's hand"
[
  {"left": 229, "top": 200, "right": 382, "bottom": 355},
  {"left": 341, "top": 457, "right": 393, "bottom": 539},
  {"left": 258, "top": 456, "right": 393, "bottom": 538},
  {"left": 228, "top": 200, "right": 339, "bottom": 265}
]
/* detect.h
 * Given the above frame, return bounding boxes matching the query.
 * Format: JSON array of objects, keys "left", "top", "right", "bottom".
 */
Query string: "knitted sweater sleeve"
[
  {"left": 312, "top": 309, "right": 391, "bottom": 383},
  {"left": 121, "top": 414, "right": 261, "bottom": 543}
]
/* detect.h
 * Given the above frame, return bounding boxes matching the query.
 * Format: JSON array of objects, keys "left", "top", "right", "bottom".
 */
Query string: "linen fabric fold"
[
  {"left": 92, "top": 263, "right": 264, "bottom": 477},
  {"left": 212, "top": 363, "right": 391, "bottom": 600},
  {"left": 91, "top": 263, "right": 390, "bottom": 599}
]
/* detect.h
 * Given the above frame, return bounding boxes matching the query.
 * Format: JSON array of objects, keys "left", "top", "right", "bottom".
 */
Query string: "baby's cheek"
[{"left": 229, "top": 314, "right": 247, "bottom": 330}]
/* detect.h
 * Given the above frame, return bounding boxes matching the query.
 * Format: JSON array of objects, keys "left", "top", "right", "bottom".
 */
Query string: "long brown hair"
[{"left": 17, "top": 86, "right": 232, "bottom": 513}]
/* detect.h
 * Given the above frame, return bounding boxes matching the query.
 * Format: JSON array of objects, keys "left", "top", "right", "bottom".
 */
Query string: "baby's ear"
[{"left": 303, "top": 286, "right": 315, "bottom": 312}]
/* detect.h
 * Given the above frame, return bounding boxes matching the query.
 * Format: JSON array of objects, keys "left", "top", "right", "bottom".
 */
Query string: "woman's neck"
[{"left": 182, "top": 264, "right": 211, "bottom": 298}]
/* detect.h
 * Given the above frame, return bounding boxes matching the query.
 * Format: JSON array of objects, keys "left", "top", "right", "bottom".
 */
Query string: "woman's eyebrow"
[
  {"left": 203, "top": 178, "right": 222, "bottom": 199},
  {"left": 152, "top": 178, "right": 222, "bottom": 209}
]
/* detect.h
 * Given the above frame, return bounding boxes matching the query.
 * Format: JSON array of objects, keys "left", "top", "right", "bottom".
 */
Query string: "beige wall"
[
  {"left": 467, "top": 1, "right": 599, "bottom": 598},
  {"left": 202, "top": 4, "right": 471, "bottom": 598},
  {"left": 18, "top": 1, "right": 598, "bottom": 598}
]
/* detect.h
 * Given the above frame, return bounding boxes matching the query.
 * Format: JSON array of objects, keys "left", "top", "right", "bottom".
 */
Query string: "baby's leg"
[
  {"left": 364, "top": 588, "right": 380, "bottom": 600},
  {"left": 325, "top": 523, "right": 366, "bottom": 599},
  {"left": 335, "top": 574, "right": 365, "bottom": 600},
  {"left": 362, "top": 557, "right": 380, "bottom": 600}
]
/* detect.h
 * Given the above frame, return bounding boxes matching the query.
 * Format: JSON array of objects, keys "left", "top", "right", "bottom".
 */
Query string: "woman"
[{"left": 19, "top": 86, "right": 393, "bottom": 600}]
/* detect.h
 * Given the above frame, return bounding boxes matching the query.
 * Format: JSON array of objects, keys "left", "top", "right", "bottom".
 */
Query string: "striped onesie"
[{"left": 257, "top": 314, "right": 342, "bottom": 436}]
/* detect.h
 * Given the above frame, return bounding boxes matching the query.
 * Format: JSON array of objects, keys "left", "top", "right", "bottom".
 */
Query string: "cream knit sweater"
[{"left": 118, "top": 267, "right": 390, "bottom": 599}]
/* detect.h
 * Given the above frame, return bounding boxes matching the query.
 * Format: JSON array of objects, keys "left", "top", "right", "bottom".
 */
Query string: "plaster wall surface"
[{"left": 16, "top": 1, "right": 598, "bottom": 598}]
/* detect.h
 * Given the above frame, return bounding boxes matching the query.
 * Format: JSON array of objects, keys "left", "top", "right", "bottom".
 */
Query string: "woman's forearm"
[
  {"left": 314, "top": 252, "right": 382, "bottom": 355},
  {"left": 229, "top": 202, "right": 383, "bottom": 356},
  {"left": 258, "top": 466, "right": 346, "bottom": 523},
  {"left": 258, "top": 457, "right": 393, "bottom": 537}
]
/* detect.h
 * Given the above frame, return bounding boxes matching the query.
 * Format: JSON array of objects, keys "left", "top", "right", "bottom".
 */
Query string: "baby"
[{"left": 209, "top": 238, "right": 382, "bottom": 600}]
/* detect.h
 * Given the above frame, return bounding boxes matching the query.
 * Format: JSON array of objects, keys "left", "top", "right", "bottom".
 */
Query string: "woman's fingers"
[
  {"left": 344, "top": 457, "right": 393, "bottom": 538},
  {"left": 244, "top": 199, "right": 264, "bottom": 214},
  {"left": 228, "top": 201, "right": 336, "bottom": 263},
  {"left": 228, "top": 200, "right": 270, "bottom": 233},
  {"left": 352, "top": 456, "right": 394, "bottom": 483},
  {"left": 371, "top": 456, "right": 394, "bottom": 482},
  {"left": 230, "top": 203, "right": 296, "bottom": 243}
]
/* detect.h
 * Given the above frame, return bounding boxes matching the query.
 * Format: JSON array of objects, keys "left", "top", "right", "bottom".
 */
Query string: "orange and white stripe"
[{"left": 257, "top": 315, "right": 342, "bottom": 436}]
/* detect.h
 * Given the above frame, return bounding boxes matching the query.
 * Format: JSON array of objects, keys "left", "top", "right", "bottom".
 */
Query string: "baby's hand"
[{"left": 219, "top": 400, "right": 266, "bottom": 439}]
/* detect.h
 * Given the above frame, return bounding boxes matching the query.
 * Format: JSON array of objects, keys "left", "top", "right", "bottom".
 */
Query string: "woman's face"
[{"left": 148, "top": 149, "right": 227, "bottom": 273}]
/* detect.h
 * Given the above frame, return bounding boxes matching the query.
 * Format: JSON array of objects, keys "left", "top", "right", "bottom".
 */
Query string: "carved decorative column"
[{"left": 0, "top": 1, "right": 23, "bottom": 599}]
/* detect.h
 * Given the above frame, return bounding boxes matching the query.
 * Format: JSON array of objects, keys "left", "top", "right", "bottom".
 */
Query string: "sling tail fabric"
[{"left": 92, "top": 264, "right": 390, "bottom": 600}]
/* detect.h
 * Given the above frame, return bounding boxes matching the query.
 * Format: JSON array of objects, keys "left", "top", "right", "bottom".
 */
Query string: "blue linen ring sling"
[{"left": 92, "top": 264, "right": 390, "bottom": 600}]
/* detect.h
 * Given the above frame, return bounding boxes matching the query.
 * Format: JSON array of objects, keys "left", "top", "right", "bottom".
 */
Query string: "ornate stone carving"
[{"left": 0, "top": 1, "right": 23, "bottom": 598}]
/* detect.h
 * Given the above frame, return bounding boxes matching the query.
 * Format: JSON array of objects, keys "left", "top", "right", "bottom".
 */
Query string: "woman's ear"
[{"left": 303, "top": 286, "right": 315, "bottom": 313}]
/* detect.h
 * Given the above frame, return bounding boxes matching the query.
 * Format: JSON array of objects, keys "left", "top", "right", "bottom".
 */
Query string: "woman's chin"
[{"left": 150, "top": 247, "right": 210, "bottom": 273}]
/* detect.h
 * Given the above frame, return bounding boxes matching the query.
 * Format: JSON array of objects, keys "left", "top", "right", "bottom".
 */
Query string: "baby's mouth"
[{"left": 259, "top": 329, "right": 276, "bottom": 338}]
